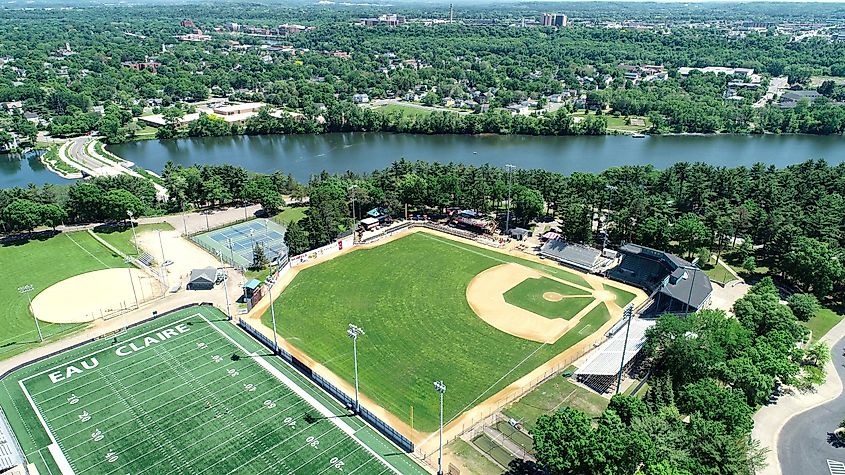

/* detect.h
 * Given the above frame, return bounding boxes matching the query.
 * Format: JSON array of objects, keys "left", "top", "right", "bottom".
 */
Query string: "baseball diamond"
[{"left": 261, "top": 228, "right": 644, "bottom": 441}]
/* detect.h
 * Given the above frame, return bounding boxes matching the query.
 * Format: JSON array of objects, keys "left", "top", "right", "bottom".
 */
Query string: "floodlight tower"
[
  {"left": 123, "top": 257, "right": 140, "bottom": 309},
  {"left": 127, "top": 210, "right": 139, "bottom": 255},
  {"left": 505, "top": 164, "right": 516, "bottom": 233},
  {"left": 615, "top": 304, "right": 634, "bottom": 394},
  {"left": 347, "top": 324, "right": 365, "bottom": 413},
  {"left": 434, "top": 380, "right": 447, "bottom": 475},
  {"left": 17, "top": 284, "right": 42, "bottom": 342},
  {"left": 268, "top": 280, "right": 278, "bottom": 354}
]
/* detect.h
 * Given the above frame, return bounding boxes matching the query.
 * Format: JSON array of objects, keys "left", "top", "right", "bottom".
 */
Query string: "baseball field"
[
  {"left": 0, "top": 306, "right": 426, "bottom": 475},
  {"left": 0, "top": 232, "right": 130, "bottom": 360},
  {"left": 263, "top": 230, "right": 640, "bottom": 437}
]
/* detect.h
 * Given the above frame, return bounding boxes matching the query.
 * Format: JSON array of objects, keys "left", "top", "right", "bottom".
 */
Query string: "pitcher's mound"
[
  {"left": 543, "top": 292, "right": 564, "bottom": 302},
  {"left": 31, "top": 268, "right": 163, "bottom": 324}
]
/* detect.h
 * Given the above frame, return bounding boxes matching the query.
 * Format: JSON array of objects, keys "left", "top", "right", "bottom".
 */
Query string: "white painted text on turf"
[{"left": 47, "top": 324, "right": 191, "bottom": 384}]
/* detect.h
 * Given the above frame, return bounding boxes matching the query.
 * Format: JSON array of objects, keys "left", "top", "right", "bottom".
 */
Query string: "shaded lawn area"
[
  {"left": 702, "top": 259, "right": 736, "bottom": 284},
  {"left": 503, "top": 374, "right": 610, "bottom": 432},
  {"left": 265, "top": 231, "right": 614, "bottom": 432},
  {"left": 93, "top": 222, "right": 174, "bottom": 258},
  {"left": 503, "top": 277, "right": 593, "bottom": 320},
  {"left": 0, "top": 232, "right": 129, "bottom": 360},
  {"left": 472, "top": 433, "right": 515, "bottom": 468},
  {"left": 271, "top": 206, "right": 308, "bottom": 225},
  {"left": 803, "top": 308, "right": 844, "bottom": 342}
]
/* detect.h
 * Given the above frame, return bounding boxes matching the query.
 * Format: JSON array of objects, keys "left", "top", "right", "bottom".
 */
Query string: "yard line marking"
[
  {"left": 220, "top": 425, "right": 338, "bottom": 475},
  {"left": 828, "top": 460, "right": 845, "bottom": 475},
  {"left": 18, "top": 381, "right": 75, "bottom": 475},
  {"left": 312, "top": 443, "right": 368, "bottom": 475},
  {"left": 22, "top": 313, "right": 200, "bottom": 384},
  {"left": 199, "top": 314, "right": 402, "bottom": 474}
]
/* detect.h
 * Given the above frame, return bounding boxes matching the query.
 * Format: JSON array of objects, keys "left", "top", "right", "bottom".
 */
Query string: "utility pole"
[
  {"left": 268, "top": 281, "right": 278, "bottom": 354},
  {"left": 348, "top": 324, "right": 365, "bottom": 413},
  {"left": 17, "top": 285, "right": 42, "bottom": 342},
  {"left": 615, "top": 305, "right": 634, "bottom": 395},
  {"left": 216, "top": 251, "right": 232, "bottom": 320},
  {"left": 434, "top": 380, "right": 447, "bottom": 475},
  {"left": 123, "top": 257, "right": 140, "bottom": 309},
  {"left": 505, "top": 164, "right": 516, "bottom": 233},
  {"left": 127, "top": 210, "right": 139, "bottom": 255},
  {"left": 157, "top": 230, "right": 168, "bottom": 288}
]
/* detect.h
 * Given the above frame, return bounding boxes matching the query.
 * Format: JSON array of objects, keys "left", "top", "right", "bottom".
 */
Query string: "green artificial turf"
[
  {"left": 265, "top": 231, "right": 615, "bottom": 432},
  {"left": 503, "top": 276, "right": 593, "bottom": 320},
  {"left": 0, "top": 232, "right": 130, "bottom": 361},
  {"left": 0, "top": 306, "right": 425, "bottom": 475}
]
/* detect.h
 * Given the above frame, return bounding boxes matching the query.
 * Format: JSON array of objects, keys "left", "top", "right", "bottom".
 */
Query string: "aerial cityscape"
[{"left": 0, "top": 1, "right": 844, "bottom": 474}]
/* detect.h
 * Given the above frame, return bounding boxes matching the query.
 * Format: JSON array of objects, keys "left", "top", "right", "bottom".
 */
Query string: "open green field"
[
  {"left": 265, "top": 231, "right": 624, "bottom": 433},
  {"left": 503, "top": 373, "right": 609, "bottom": 431},
  {"left": 94, "top": 222, "right": 175, "bottom": 257},
  {"left": 804, "top": 308, "right": 844, "bottom": 342},
  {"left": 503, "top": 277, "right": 593, "bottom": 320},
  {"left": 0, "top": 232, "right": 129, "bottom": 360},
  {"left": 272, "top": 206, "right": 308, "bottom": 226},
  {"left": 375, "top": 103, "right": 437, "bottom": 118},
  {"left": 0, "top": 306, "right": 424, "bottom": 475}
]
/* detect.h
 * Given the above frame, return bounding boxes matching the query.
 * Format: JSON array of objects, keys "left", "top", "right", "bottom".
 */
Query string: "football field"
[{"left": 0, "top": 306, "right": 423, "bottom": 475}]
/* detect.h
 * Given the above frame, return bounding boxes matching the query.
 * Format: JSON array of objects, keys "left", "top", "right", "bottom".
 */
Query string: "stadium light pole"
[
  {"left": 122, "top": 257, "right": 140, "bottom": 309},
  {"left": 265, "top": 281, "right": 279, "bottom": 354},
  {"left": 127, "top": 210, "right": 139, "bottom": 256},
  {"left": 17, "top": 284, "right": 43, "bottom": 342},
  {"left": 157, "top": 230, "right": 169, "bottom": 288},
  {"left": 215, "top": 251, "right": 232, "bottom": 320},
  {"left": 615, "top": 305, "right": 634, "bottom": 395},
  {"left": 347, "top": 324, "right": 365, "bottom": 413},
  {"left": 434, "top": 380, "right": 446, "bottom": 475},
  {"left": 504, "top": 164, "right": 516, "bottom": 233}
]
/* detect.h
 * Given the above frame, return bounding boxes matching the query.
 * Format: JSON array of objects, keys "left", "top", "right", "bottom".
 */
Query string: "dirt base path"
[{"left": 31, "top": 268, "right": 164, "bottom": 323}]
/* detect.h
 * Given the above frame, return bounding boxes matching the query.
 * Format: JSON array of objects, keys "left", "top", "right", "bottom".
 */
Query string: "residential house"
[{"left": 352, "top": 93, "right": 370, "bottom": 104}]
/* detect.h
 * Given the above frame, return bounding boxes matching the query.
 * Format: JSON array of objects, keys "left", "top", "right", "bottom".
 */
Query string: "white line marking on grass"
[
  {"left": 22, "top": 314, "right": 199, "bottom": 385},
  {"left": 198, "top": 314, "right": 401, "bottom": 475},
  {"left": 18, "top": 379, "right": 75, "bottom": 475},
  {"left": 39, "top": 448, "right": 55, "bottom": 475},
  {"left": 62, "top": 232, "right": 113, "bottom": 269}
]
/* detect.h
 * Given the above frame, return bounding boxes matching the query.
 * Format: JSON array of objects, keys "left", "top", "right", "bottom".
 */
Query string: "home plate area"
[{"left": 15, "top": 309, "right": 396, "bottom": 475}]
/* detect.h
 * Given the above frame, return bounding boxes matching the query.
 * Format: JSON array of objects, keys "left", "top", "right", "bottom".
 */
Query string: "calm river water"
[{"left": 3, "top": 133, "right": 844, "bottom": 188}]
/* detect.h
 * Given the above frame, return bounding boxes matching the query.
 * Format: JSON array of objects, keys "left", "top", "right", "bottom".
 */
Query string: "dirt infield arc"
[
  {"left": 31, "top": 268, "right": 164, "bottom": 324},
  {"left": 466, "top": 262, "right": 614, "bottom": 344}
]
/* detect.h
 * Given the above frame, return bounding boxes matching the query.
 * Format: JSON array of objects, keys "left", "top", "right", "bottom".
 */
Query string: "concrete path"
[{"left": 754, "top": 317, "right": 845, "bottom": 474}]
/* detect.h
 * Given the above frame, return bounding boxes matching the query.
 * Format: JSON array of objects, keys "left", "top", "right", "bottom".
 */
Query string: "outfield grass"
[
  {"left": 503, "top": 374, "right": 609, "bottom": 432},
  {"left": 94, "top": 222, "right": 175, "bottom": 258},
  {"left": 0, "top": 232, "right": 130, "bottom": 360},
  {"left": 265, "top": 231, "right": 617, "bottom": 432},
  {"left": 804, "top": 308, "right": 844, "bottom": 342},
  {"left": 603, "top": 285, "right": 637, "bottom": 308},
  {"left": 503, "top": 277, "right": 593, "bottom": 320},
  {"left": 0, "top": 306, "right": 426, "bottom": 475}
]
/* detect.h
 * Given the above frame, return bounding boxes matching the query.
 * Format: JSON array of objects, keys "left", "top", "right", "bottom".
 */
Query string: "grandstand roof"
[
  {"left": 541, "top": 240, "right": 602, "bottom": 271},
  {"left": 575, "top": 317, "right": 655, "bottom": 376}
]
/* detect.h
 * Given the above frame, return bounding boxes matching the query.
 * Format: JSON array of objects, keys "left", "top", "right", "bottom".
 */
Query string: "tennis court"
[{"left": 193, "top": 219, "right": 288, "bottom": 268}]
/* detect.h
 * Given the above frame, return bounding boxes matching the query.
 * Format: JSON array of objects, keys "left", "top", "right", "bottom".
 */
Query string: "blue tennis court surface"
[{"left": 193, "top": 219, "right": 289, "bottom": 268}]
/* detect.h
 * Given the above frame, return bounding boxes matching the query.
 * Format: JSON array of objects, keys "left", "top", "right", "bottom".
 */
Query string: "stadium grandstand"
[
  {"left": 0, "top": 410, "right": 24, "bottom": 473},
  {"left": 539, "top": 239, "right": 615, "bottom": 273},
  {"left": 574, "top": 313, "right": 655, "bottom": 393},
  {"left": 606, "top": 244, "right": 712, "bottom": 315}
]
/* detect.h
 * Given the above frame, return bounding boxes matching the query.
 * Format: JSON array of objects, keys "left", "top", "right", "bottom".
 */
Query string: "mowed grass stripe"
[
  {"left": 11, "top": 309, "right": 388, "bottom": 475},
  {"left": 268, "top": 232, "right": 614, "bottom": 432}
]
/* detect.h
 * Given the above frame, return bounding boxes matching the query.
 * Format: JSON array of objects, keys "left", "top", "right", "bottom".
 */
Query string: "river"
[
  {"left": 3, "top": 133, "right": 844, "bottom": 189},
  {"left": 109, "top": 133, "right": 845, "bottom": 181}
]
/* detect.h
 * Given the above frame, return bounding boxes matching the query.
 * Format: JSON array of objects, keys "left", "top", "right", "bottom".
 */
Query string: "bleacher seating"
[
  {"left": 540, "top": 240, "right": 607, "bottom": 273},
  {"left": 606, "top": 252, "right": 670, "bottom": 292},
  {"left": 0, "top": 410, "right": 23, "bottom": 472}
]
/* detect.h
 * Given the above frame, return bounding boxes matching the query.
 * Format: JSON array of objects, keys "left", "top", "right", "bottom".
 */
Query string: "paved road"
[{"left": 779, "top": 335, "right": 845, "bottom": 475}]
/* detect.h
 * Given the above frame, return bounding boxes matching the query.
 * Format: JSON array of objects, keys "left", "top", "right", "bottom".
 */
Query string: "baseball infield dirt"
[{"left": 31, "top": 268, "right": 164, "bottom": 324}]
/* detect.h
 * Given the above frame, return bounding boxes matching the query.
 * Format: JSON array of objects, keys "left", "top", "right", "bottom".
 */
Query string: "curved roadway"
[{"left": 779, "top": 336, "right": 845, "bottom": 475}]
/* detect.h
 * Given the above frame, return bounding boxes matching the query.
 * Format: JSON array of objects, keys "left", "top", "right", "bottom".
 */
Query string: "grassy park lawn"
[
  {"left": 94, "top": 222, "right": 175, "bottom": 258},
  {"left": 376, "top": 103, "right": 436, "bottom": 117},
  {"left": 803, "top": 308, "right": 844, "bottom": 342},
  {"left": 503, "top": 373, "right": 609, "bottom": 432},
  {"left": 271, "top": 206, "right": 308, "bottom": 225},
  {"left": 503, "top": 277, "right": 593, "bottom": 320},
  {"left": 605, "top": 115, "right": 651, "bottom": 132},
  {"left": 702, "top": 259, "right": 736, "bottom": 284},
  {"left": 265, "top": 231, "right": 616, "bottom": 432},
  {"left": 0, "top": 232, "right": 129, "bottom": 360}
]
